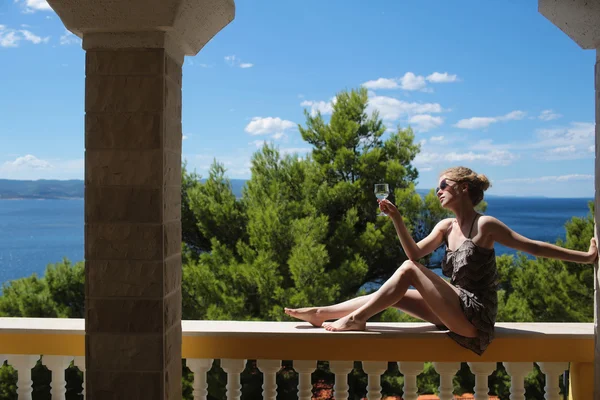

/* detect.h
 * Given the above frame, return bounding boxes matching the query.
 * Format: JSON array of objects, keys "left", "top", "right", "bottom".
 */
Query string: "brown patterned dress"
[{"left": 439, "top": 214, "right": 498, "bottom": 355}]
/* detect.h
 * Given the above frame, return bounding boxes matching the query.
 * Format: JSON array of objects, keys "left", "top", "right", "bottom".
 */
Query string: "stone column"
[
  {"left": 539, "top": 1, "right": 600, "bottom": 398},
  {"left": 45, "top": 1, "right": 235, "bottom": 399}
]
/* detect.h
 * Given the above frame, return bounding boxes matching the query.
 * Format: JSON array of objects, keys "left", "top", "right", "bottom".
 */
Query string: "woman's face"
[{"left": 436, "top": 175, "right": 467, "bottom": 208}]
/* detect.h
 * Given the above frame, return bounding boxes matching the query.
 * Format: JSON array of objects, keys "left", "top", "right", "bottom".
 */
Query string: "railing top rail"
[{"left": 0, "top": 318, "right": 593, "bottom": 362}]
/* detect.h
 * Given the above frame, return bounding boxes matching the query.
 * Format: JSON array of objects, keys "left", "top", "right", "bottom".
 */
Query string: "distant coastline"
[{"left": 0, "top": 179, "right": 593, "bottom": 200}]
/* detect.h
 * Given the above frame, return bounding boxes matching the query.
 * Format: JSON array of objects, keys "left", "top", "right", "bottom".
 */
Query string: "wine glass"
[{"left": 374, "top": 183, "right": 390, "bottom": 216}]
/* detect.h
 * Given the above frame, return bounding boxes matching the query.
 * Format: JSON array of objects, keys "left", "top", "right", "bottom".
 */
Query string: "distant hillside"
[
  {"left": 0, "top": 179, "right": 249, "bottom": 199},
  {"left": 0, "top": 179, "right": 84, "bottom": 199}
]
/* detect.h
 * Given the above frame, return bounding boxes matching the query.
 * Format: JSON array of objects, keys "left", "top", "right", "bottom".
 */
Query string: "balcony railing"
[{"left": 0, "top": 318, "right": 594, "bottom": 399}]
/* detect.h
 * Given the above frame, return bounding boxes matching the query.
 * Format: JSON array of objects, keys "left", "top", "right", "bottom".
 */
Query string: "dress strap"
[{"left": 467, "top": 213, "right": 479, "bottom": 238}]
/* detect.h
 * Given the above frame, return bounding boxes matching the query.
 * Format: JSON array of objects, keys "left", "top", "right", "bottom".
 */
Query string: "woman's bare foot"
[
  {"left": 323, "top": 315, "right": 366, "bottom": 332},
  {"left": 284, "top": 307, "right": 326, "bottom": 327}
]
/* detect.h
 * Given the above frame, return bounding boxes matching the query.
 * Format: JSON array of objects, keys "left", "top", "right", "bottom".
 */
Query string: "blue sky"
[{"left": 0, "top": 0, "right": 596, "bottom": 197}]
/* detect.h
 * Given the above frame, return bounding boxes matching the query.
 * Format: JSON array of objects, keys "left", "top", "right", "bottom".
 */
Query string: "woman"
[{"left": 285, "top": 166, "right": 598, "bottom": 355}]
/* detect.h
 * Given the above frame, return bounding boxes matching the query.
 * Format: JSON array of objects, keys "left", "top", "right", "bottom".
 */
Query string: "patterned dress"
[{"left": 439, "top": 214, "right": 499, "bottom": 355}]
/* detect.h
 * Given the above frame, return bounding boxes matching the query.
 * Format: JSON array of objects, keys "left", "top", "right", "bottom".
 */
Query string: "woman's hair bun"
[{"left": 476, "top": 174, "right": 491, "bottom": 191}]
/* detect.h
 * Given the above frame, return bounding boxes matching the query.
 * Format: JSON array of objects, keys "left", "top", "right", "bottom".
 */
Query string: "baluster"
[
  {"left": 186, "top": 359, "right": 213, "bottom": 400},
  {"left": 433, "top": 362, "right": 460, "bottom": 400},
  {"left": 73, "top": 356, "right": 85, "bottom": 398},
  {"left": 329, "top": 361, "right": 353, "bottom": 400},
  {"left": 467, "top": 362, "right": 496, "bottom": 400},
  {"left": 362, "top": 361, "right": 387, "bottom": 400},
  {"left": 293, "top": 360, "right": 316, "bottom": 400},
  {"left": 8, "top": 355, "right": 38, "bottom": 400},
  {"left": 503, "top": 362, "right": 532, "bottom": 400},
  {"left": 398, "top": 362, "right": 424, "bottom": 400},
  {"left": 221, "top": 359, "right": 246, "bottom": 400},
  {"left": 538, "top": 362, "right": 568, "bottom": 400},
  {"left": 44, "top": 356, "right": 72, "bottom": 400},
  {"left": 257, "top": 360, "right": 281, "bottom": 400}
]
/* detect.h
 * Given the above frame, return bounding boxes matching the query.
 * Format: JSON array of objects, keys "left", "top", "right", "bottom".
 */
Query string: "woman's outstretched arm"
[
  {"left": 485, "top": 216, "right": 598, "bottom": 264},
  {"left": 379, "top": 199, "right": 451, "bottom": 261}
]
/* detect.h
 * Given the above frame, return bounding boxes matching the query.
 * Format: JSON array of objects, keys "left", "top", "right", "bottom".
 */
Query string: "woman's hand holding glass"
[{"left": 378, "top": 199, "right": 401, "bottom": 219}]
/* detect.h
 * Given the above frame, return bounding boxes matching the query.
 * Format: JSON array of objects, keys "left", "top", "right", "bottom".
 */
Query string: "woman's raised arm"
[
  {"left": 380, "top": 198, "right": 451, "bottom": 261},
  {"left": 485, "top": 216, "right": 598, "bottom": 264}
]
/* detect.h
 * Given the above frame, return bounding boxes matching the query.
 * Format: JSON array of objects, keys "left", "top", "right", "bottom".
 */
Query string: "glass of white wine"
[{"left": 374, "top": 183, "right": 390, "bottom": 216}]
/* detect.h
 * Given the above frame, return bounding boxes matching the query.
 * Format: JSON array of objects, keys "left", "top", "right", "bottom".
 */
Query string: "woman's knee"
[{"left": 396, "top": 260, "right": 420, "bottom": 280}]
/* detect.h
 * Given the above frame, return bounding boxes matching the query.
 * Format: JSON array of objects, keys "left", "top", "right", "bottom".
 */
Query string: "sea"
[{"left": 0, "top": 196, "right": 594, "bottom": 289}]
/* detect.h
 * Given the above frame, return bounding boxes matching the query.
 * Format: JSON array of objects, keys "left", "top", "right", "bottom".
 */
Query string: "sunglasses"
[{"left": 436, "top": 179, "right": 461, "bottom": 193}]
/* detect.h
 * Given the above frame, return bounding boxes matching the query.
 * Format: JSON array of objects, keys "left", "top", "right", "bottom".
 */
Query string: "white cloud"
[
  {"left": 548, "top": 145, "right": 576, "bottom": 154},
  {"left": 225, "top": 55, "right": 254, "bottom": 68},
  {"left": 0, "top": 31, "right": 19, "bottom": 47},
  {"left": 538, "top": 109, "right": 562, "bottom": 121},
  {"left": 466, "top": 121, "right": 594, "bottom": 161},
  {"left": 363, "top": 71, "right": 459, "bottom": 91},
  {"left": 363, "top": 78, "right": 400, "bottom": 90},
  {"left": 426, "top": 72, "right": 459, "bottom": 83},
  {"left": 415, "top": 150, "right": 517, "bottom": 167},
  {"left": 2, "top": 155, "right": 51, "bottom": 170},
  {"left": 0, "top": 155, "right": 85, "bottom": 179},
  {"left": 367, "top": 96, "right": 444, "bottom": 121},
  {"left": 60, "top": 30, "right": 80, "bottom": 46},
  {"left": 301, "top": 98, "right": 336, "bottom": 116},
  {"left": 280, "top": 147, "right": 312, "bottom": 156},
  {"left": 0, "top": 26, "right": 49, "bottom": 47},
  {"left": 501, "top": 110, "right": 527, "bottom": 121},
  {"left": 535, "top": 122, "right": 594, "bottom": 148},
  {"left": 454, "top": 110, "right": 526, "bottom": 129},
  {"left": 16, "top": 0, "right": 52, "bottom": 12},
  {"left": 363, "top": 78, "right": 399, "bottom": 90},
  {"left": 245, "top": 117, "right": 296, "bottom": 136},
  {"left": 224, "top": 55, "right": 237, "bottom": 65},
  {"left": 498, "top": 174, "right": 593, "bottom": 184},
  {"left": 430, "top": 135, "right": 445, "bottom": 142},
  {"left": 408, "top": 114, "right": 444, "bottom": 132},
  {"left": 182, "top": 135, "right": 189, "bottom": 140},
  {"left": 20, "top": 30, "right": 48, "bottom": 44},
  {"left": 400, "top": 72, "right": 427, "bottom": 91}
]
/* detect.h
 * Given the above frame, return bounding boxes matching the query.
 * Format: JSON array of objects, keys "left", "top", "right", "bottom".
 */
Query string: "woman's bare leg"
[
  {"left": 285, "top": 290, "right": 444, "bottom": 327},
  {"left": 284, "top": 296, "right": 371, "bottom": 327},
  {"left": 323, "top": 260, "right": 478, "bottom": 337}
]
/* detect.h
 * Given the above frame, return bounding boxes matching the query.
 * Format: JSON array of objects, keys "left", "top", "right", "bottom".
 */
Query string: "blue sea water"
[{"left": 0, "top": 197, "right": 594, "bottom": 288}]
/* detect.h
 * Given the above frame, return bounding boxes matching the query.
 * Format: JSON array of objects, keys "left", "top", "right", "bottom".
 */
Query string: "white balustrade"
[
  {"left": 74, "top": 356, "right": 86, "bottom": 397},
  {"left": 362, "top": 361, "right": 387, "bottom": 400},
  {"left": 503, "top": 362, "right": 532, "bottom": 400},
  {"left": 44, "top": 356, "right": 71, "bottom": 399},
  {"left": 187, "top": 358, "right": 213, "bottom": 400},
  {"left": 293, "top": 360, "right": 316, "bottom": 400},
  {"left": 467, "top": 362, "right": 496, "bottom": 400},
  {"left": 398, "top": 362, "right": 424, "bottom": 400},
  {"left": 8, "top": 355, "right": 38, "bottom": 400},
  {"left": 329, "top": 360, "right": 353, "bottom": 400},
  {"left": 433, "top": 362, "right": 460, "bottom": 400},
  {"left": 538, "top": 362, "right": 568, "bottom": 400},
  {"left": 256, "top": 359, "right": 281, "bottom": 400},
  {"left": 221, "top": 358, "right": 246, "bottom": 400}
]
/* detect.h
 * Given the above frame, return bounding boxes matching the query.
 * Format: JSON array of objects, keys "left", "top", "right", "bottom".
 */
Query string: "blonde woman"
[{"left": 285, "top": 166, "right": 597, "bottom": 354}]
